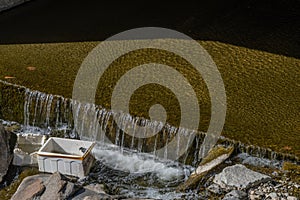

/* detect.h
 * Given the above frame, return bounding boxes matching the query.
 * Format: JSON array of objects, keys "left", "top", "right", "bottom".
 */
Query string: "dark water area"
[{"left": 0, "top": 0, "right": 299, "bottom": 58}]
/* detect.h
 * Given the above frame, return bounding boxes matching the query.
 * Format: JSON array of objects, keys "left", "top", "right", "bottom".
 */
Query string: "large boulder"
[
  {"left": 0, "top": 124, "right": 17, "bottom": 183},
  {"left": 40, "top": 172, "right": 81, "bottom": 200},
  {"left": 11, "top": 174, "right": 49, "bottom": 200},
  {"left": 213, "top": 164, "right": 271, "bottom": 190},
  {"left": 12, "top": 172, "right": 82, "bottom": 200},
  {"left": 177, "top": 145, "right": 234, "bottom": 191}
]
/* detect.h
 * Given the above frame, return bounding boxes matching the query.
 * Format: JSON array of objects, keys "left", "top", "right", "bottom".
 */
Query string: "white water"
[{"left": 92, "top": 143, "right": 193, "bottom": 181}]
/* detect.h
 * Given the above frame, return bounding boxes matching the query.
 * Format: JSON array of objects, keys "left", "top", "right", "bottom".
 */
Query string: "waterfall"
[{"left": 21, "top": 86, "right": 300, "bottom": 165}]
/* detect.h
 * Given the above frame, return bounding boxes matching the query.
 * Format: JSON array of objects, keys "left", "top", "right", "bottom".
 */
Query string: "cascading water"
[
  {"left": 5, "top": 85, "right": 295, "bottom": 199},
  {"left": 21, "top": 87, "right": 300, "bottom": 163},
  {"left": 20, "top": 87, "right": 205, "bottom": 199}
]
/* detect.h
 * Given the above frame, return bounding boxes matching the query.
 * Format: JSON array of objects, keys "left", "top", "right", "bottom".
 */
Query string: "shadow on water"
[{"left": 0, "top": 0, "right": 299, "bottom": 58}]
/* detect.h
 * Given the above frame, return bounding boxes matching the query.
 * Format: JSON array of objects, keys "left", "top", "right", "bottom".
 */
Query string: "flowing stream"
[
  {"left": 18, "top": 88, "right": 204, "bottom": 199},
  {"left": 1, "top": 87, "right": 297, "bottom": 199}
]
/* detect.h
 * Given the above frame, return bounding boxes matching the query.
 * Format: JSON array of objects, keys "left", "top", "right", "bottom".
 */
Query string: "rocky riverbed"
[{"left": 0, "top": 121, "right": 299, "bottom": 200}]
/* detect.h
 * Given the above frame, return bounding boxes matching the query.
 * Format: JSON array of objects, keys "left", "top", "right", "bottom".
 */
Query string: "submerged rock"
[
  {"left": 0, "top": 124, "right": 17, "bottom": 183},
  {"left": 213, "top": 164, "right": 271, "bottom": 190}
]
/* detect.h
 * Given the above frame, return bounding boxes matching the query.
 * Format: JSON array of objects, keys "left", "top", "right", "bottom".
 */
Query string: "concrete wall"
[{"left": 0, "top": 0, "right": 31, "bottom": 12}]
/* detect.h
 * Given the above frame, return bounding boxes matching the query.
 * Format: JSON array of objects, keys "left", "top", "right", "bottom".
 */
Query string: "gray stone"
[
  {"left": 0, "top": 0, "right": 31, "bottom": 12},
  {"left": 84, "top": 183, "right": 106, "bottom": 194},
  {"left": 267, "top": 192, "right": 278, "bottom": 199},
  {"left": 237, "top": 153, "right": 280, "bottom": 168},
  {"left": 0, "top": 124, "right": 17, "bottom": 183},
  {"left": 287, "top": 197, "right": 298, "bottom": 200},
  {"left": 40, "top": 172, "right": 81, "bottom": 200},
  {"left": 61, "top": 182, "right": 78, "bottom": 199},
  {"left": 207, "top": 183, "right": 222, "bottom": 194},
  {"left": 122, "top": 199, "right": 155, "bottom": 200},
  {"left": 213, "top": 164, "right": 271, "bottom": 190},
  {"left": 249, "top": 194, "right": 261, "bottom": 200},
  {"left": 223, "top": 190, "right": 247, "bottom": 200},
  {"left": 83, "top": 196, "right": 103, "bottom": 200},
  {"left": 73, "top": 190, "right": 112, "bottom": 200},
  {"left": 11, "top": 174, "right": 49, "bottom": 200}
]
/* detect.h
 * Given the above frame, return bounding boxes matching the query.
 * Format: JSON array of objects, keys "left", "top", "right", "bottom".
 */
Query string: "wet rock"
[
  {"left": 84, "top": 183, "right": 106, "bottom": 194},
  {"left": 287, "top": 196, "right": 298, "bottom": 200},
  {"left": 267, "top": 192, "right": 278, "bottom": 199},
  {"left": 222, "top": 190, "right": 247, "bottom": 200},
  {"left": 11, "top": 174, "right": 49, "bottom": 200},
  {"left": 177, "top": 146, "right": 234, "bottom": 191},
  {"left": 40, "top": 172, "right": 81, "bottom": 200},
  {"left": 122, "top": 199, "right": 155, "bottom": 200},
  {"left": 72, "top": 189, "right": 112, "bottom": 200},
  {"left": 193, "top": 146, "right": 234, "bottom": 175},
  {"left": 213, "top": 164, "right": 271, "bottom": 190},
  {"left": 82, "top": 196, "right": 103, "bottom": 200},
  {"left": 249, "top": 194, "right": 261, "bottom": 200},
  {"left": 0, "top": 124, "right": 17, "bottom": 183},
  {"left": 207, "top": 183, "right": 222, "bottom": 194},
  {"left": 237, "top": 153, "right": 280, "bottom": 168}
]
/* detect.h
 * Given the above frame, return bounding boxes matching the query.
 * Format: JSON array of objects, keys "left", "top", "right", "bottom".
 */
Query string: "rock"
[
  {"left": 83, "top": 196, "right": 103, "bottom": 200},
  {"left": 287, "top": 197, "right": 298, "bottom": 200},
  {"left": 249, "top": 194, "right": 261, "bottom": 200},
  {"left": 267, "top": 192, "right": 278, "bottom": 200},
  {"left": 61, "top": 182, "right": 78, "bottom": 199},
  {"left": 0, "top": 0, "right": 31, "bottom": 12},
  {"left": 213, "top": 164, "right": 271, "bottom": 190},
  {"left": 84, "top": 183, "right": 106, "bottom": 194},
  {"left": 72, "top": 188, "right": 112, "bottom": 200},
  {"left": 11, "top": 174, "right": 49, "bottom": 200},
  {"left": 207, "top": 183, "right": 222, "bottom": 194},
  {"left": 122, "top": 199, "right": 155, "bottom": 200},
  {"left": 193, "top": 146, "right": 234, "bottom": 175},
  {"left": 236, "top": 153, "right": 281, "bottom": 169},
  {"left": 0, "top": 124, "right": 17, "bottom": 183},
  {"left": 177, "top": 146, "right": 234, "bottom": 191},
  {"left": 40, "top": 172, "right": 81, "bottom": 200},
  {"left": 222, "top": 190, "right": 247, "bottom": 200}
]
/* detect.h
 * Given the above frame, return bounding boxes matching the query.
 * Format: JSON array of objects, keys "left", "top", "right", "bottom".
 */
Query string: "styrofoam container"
[{"left": 37, "top": 137, "right": 96, "bottom": 178}]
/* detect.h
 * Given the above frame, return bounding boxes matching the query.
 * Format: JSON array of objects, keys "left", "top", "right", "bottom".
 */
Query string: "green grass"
[{"left": 0, "top": 40, "right": 299, "bottom": 157}]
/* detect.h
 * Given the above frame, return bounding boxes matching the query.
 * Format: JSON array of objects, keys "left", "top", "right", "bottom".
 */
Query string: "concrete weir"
[{"left": 0, "top": 80, "right": 299, "bottom": 165}]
